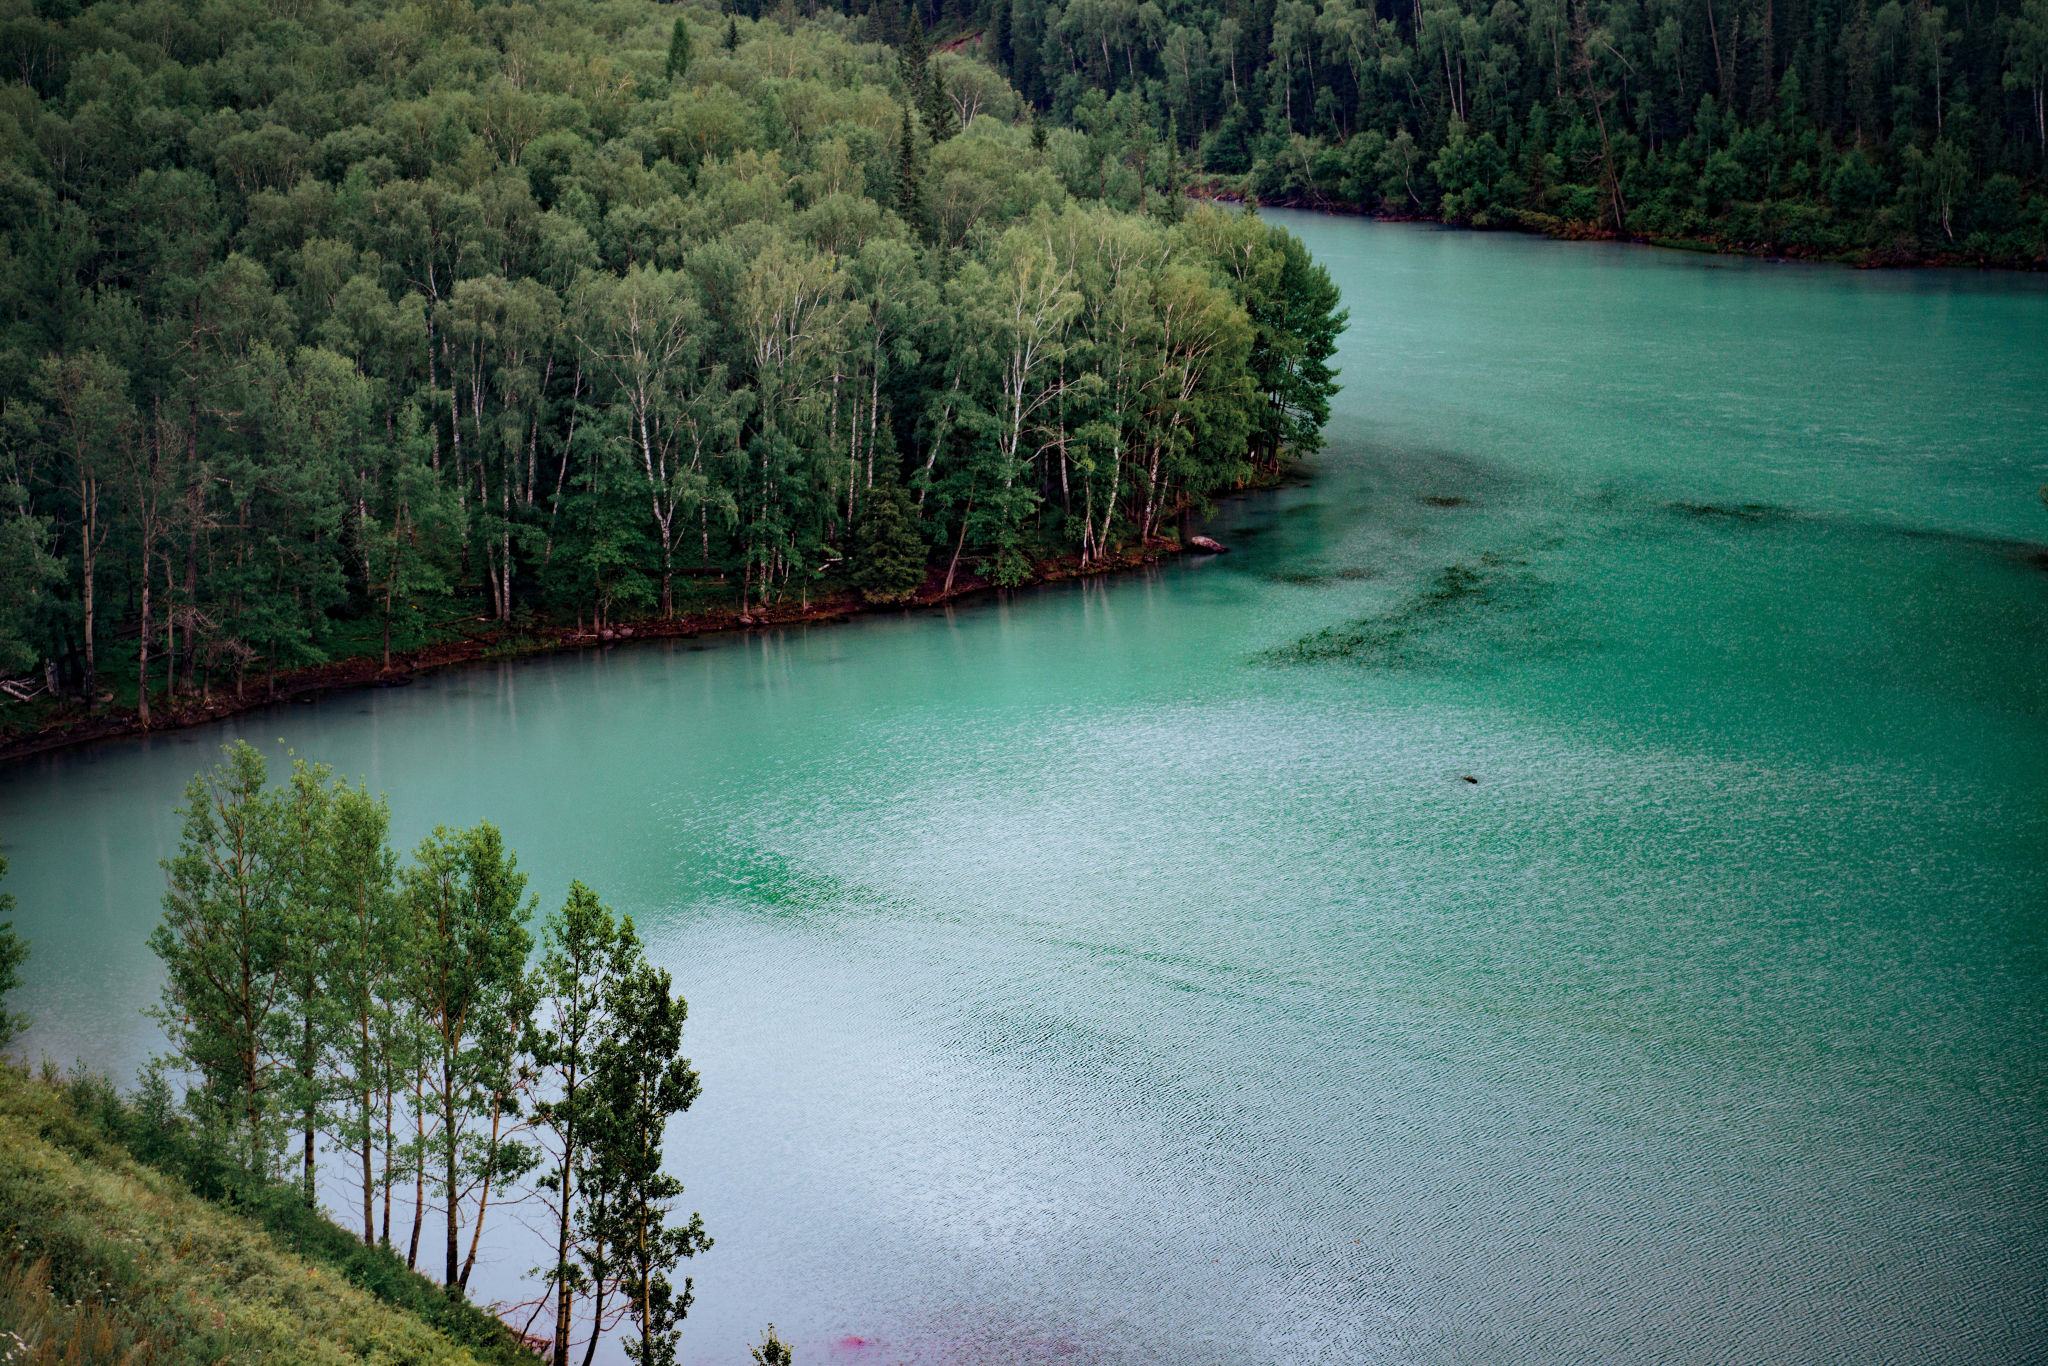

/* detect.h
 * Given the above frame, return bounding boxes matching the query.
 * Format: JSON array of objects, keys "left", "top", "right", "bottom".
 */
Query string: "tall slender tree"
[
  {"left": 668, "top": 18, "right": 695, "bottom": 82},
  {"left": 150, "top": 741, "right": 290, "bottom": 1169},
  {"left": 402, "top": 822, "right": 537, "bottom": 1287},
  {"left": 530, "top": 881, "right": 629, "bottom": 1366},
  {"left": 896, "top": 104, "right": 925, "bottom": 235},
  {"left": 320, "top": 778, "right": 404, "bottom": 1244},
  {"left": 35, "top": 353, "right": 131, "bottom": 704},
  {"left": 587, "top": 952, "right": 709, "bottom": 1366}
]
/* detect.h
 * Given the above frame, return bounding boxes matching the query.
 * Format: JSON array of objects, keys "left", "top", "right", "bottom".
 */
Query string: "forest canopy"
[
  {"left": 0, "top": 0, "right": 1344, "bottom": 716},
  {"left": 899, "top": 0, "right": 2047, "bottom": 256}
]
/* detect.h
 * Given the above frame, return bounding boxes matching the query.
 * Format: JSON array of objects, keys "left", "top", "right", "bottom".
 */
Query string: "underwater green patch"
[
  {"left": 1263, "top": 565, "right": 1378, "bottom": 586},
  {"left": 1263, "top": 550, "right": 1562, "bottom": 667},
  {"left": 1666, "top": 501, "right": 1791, "bottom": 523}
]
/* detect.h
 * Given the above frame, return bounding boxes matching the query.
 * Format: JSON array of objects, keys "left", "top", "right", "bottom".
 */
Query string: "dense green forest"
[
  {"left": 922, "top": 0, "right": 2048, "bottom": 254},
  {"left": 14, "top": 0, "right": 2034, "bottom": 733},
  {"left": 0, "top": 0, "right": 1344, "bottom": 721}
]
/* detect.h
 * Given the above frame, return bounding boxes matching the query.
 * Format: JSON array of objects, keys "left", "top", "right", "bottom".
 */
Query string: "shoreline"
[
  {"left": 0, "top": 536, "right": 1220, "bottom": 767},
  {"left": 1191, "top": 183, "right": 2048, "bottom": 274}
]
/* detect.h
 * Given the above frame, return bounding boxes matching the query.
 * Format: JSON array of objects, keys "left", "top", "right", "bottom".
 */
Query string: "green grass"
[{"left": 0, "top": 1064, "right": 538, "bottom": 1366}]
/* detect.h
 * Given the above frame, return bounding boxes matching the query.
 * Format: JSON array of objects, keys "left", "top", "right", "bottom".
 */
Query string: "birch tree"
[
  {"left": 983, "top": 225, "right": 1081, "bottom": 582},
  {"left": 36, "top": 352, "right": 130, "bottom": 702},
  {"left": 576, "top": 268, "right": 739, "bottom": 616}
]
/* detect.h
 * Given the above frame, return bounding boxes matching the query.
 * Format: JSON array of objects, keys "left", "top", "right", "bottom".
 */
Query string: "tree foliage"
[
  {"left": 402, "top": 821, "right": 537, "bottom": 1289},
  {"left": 668, "top": 19, "right": 695, "bottom": 83},
  {"left": 850, "top": 484, "right": 928, "bottom": 601},
  {"left": 139, "top": 743, "right": 712, "bottom": 1362},
  {"left": 0, "top": 0, "right": 1343, "bottom": 717},
  {"left": 150, "top": 741, "right": 292, "bottom": 1166},
  {"left": 587, "top": 956, "right": 708, "bottom": 1366},
  {"left": 973, "top": 0, "right": 2048, "bottom": 257}
]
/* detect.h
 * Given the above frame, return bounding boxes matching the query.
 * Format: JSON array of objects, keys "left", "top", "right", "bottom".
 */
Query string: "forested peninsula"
[{"left": 0, "top": 0, "right": 1346, "bottom": 754}]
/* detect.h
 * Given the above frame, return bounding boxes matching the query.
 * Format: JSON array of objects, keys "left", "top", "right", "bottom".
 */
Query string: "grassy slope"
[{"left": 0, "top": 1068, "right": 507, "bottom": 1366}]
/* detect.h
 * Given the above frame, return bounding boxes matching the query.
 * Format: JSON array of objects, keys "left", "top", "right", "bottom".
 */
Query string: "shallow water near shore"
[{"left": 4, "top": 217, "right": 2046, "bottom": 1365}]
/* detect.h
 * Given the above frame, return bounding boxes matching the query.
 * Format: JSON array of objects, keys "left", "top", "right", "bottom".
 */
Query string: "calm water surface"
[{"left": 5, "top": 219, "right": 2047, "bottom": 1364}]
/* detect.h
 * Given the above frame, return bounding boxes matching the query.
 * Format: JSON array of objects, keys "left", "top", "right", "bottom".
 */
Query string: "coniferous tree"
[
  {"left": 896, "top": 104, "right": 925, "bottom": 234},
  {"left": 920, "top": 72, "right": 960, "bottom": 141},
  {"left": 586, "top": 953, "right": 708, "bottom": 1366},
  {"left": 750, "top": 1326, "right": 794, "bottom": 1366},
  {"left": 900, "top": 8, "right": 930, "bottom": 96},
  {"left": 851, "top": 486, "right": 926, "bottom": 603},
  {"left": 667, "top": 18, "right": 694, "bottom": 82},
  {"left": 723, "top": 15, "right": 740, "bottom": 52}
]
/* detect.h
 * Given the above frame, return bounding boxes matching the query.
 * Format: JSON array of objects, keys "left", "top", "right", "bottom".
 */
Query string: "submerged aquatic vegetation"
[
  {"left": 1264, "top": 550, "right": 1561, "bottom": 667},
  {"left": 1263, "top": 566, "right": 1378, "bottom": 586},
  {"left": 1666, "top": 501, "right": 1793, "bottom": 523}
]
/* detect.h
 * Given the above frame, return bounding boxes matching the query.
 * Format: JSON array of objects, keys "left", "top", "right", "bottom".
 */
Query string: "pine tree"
[
  {"left": 919, "top": 71, "right": 959, "bottom": 141},
  {"left": 850, "top": 484, "right": 927, "bottom": 603},
  {"left": 895, "top": 104, "right": 925, "bottom": 235},
  {"left": 899, "top": 6, "right": 930, "bottom": 95},
  {"left": 722, "top": 15, "right": 739, "bottom": 52},
  {"left": 587, "top": 952, "right": 708, "bottom": 1366},
  {"left": 750, "top": 1326, "right": 794, "bottom": 1366},
  {"left": 990, "top": 0, "right": 1010, "bottom": 70},
  {"left": 1030, "top": 112, "right": 1048, "bottom": 153},
  {"left": 666, "top": 18, "right": 692, "bottom": 81}
]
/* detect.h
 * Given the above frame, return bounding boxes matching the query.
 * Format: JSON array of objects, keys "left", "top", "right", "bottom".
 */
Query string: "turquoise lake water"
[{"left": 3, "top": 216, "right": 2045, "bottom": 1364}]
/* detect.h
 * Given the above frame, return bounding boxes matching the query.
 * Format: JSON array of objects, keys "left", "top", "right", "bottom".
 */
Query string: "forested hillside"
[
  {"left": 892, "top": 0, "right": 2048, "bottom": 256},
  {"left": 0, "top": 0, "right": 1343, "bottom": 722}
]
